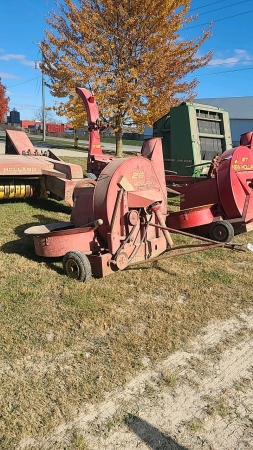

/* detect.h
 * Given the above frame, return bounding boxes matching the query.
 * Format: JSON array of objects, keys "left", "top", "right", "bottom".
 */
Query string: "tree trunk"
[{"left": 115, "top": 115, "right": 123, "bottom": 157}]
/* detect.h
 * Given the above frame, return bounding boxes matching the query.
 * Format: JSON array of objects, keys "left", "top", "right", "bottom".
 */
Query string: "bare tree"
[{"left": 33, "top": 107, "right": 57, "bottom": 123}]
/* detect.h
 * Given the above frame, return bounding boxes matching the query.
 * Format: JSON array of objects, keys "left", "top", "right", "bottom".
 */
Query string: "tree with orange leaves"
[
  {"left": 42, "top": 0, "right": 211, "bottom": 156},
  {"left": 0, "top": 78, "right": 9, "bottom": 123}
]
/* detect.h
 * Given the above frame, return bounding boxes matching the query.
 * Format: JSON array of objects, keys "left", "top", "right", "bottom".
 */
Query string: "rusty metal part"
[
  {"left": 128, "top": 223, "right": 244, "bottom": 267},
  {"left": 166, "top": 187, "right": 181, "bottom": 195},
  {"left": 127, "top": 210, "right": 139, "bottom": 226},
  {"left": 111, "top": 188, "right": 124, "bottom": 233},
  {"left": 115, "top": 251, "right": 129, "bottom": 270},
  {"left": 147, "top": 201, "right": 173, "bottom": 248},
  {"left": 149, "top": 221, "right": 243, "bottom": 249},
  {"left": 109, "top": 218, "right": 139, "bottom": 267},
  {"left": 154, "top": 207, "right": 173, "bottom": 248},
  {"left": 185, "top": 161, "right": 212, "bottom": 169},
  {"left": 128, "top": 242, "right": 229, "bottom": 265}
]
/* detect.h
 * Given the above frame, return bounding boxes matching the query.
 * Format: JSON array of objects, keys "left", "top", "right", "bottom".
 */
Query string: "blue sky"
[{"left": 0, "top": 0, "right": 253, "bottom": 120}]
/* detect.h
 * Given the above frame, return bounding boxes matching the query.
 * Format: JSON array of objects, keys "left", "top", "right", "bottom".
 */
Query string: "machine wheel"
[
  {"left": 209, "top": 220, "right": 234, "bottom": 243},
  {"left": 63, "top": 251, "right": 92, "bottom": 282},
  {"left": 84, "top": 172, "right": 97, "bottom": 181}
]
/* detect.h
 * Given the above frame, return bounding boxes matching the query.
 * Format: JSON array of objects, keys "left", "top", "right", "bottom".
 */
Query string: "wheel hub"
[
  {"left": 213, "top": 226, "right": 227, "bottom": 240},
  {"left": 66, "top": 259, "right": 80, "bottom": 278}
]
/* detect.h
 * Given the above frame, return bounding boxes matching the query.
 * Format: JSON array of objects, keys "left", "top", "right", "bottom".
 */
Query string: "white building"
[{"left": 196, "top": 97, "right": 253, "bottom": 146}]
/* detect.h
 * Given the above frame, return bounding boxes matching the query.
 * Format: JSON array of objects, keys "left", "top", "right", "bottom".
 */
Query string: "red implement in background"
[
  {"left": 0, "top": 87, "right": 112, "bottom": 204},
  {"left": 240, "top": 131, "right": 253, "bottom": 150},
  {"left": 166, "top": 132, "right": 253, "bottom": 241},
  {"left": 0, "top": 129, "right": 83, "bottom": 205},
  {"left": 75, "top": 87, "right": 113, "bottom": 176}
]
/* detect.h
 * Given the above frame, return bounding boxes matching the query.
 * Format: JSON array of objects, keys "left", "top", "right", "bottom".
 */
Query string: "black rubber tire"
[
  {"left": 209, "top": 220, "right": 234, "bottom": 243},
  {"left": 84, "top": 172, "right": 97, "bottom": 181},
  {"left": 63, "top": 250, "right": 92, "bottom": 282}
]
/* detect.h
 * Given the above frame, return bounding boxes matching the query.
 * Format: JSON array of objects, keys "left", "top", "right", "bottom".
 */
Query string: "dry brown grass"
[{"left": 0, "top": 158, "right": 253, "bottom": 447}]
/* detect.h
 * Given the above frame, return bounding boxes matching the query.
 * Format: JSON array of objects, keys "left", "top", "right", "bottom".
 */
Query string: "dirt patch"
[{"left": 18, "top": 311, "right": 253, "bottom": 450}]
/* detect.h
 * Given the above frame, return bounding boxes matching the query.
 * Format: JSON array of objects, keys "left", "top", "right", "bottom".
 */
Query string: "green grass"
[
  {"left": 61, "top": 156, "right": 88, "bottom": 172},
  {"left": 60, "top": 135, "right": 143, "bottom": 146},
  {"left": 0, "top": 162, "right": 253, "bottom": 447},
  {"left": 0, "top": 133, "right": 143, "bottom": 148}
]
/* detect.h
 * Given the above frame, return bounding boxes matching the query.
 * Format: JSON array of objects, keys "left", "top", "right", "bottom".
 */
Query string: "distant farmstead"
[{"left": 20, "top": 120, "right": 74, "bottom": 134}]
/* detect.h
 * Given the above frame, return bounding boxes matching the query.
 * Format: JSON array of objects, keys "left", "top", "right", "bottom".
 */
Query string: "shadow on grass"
[
  {"left": 1, "top": 216, "right": 66, "bottom": 276},
  {"left": 125, "top": 415, "right": 188, "bottom": 450},
  {"left": 26, "top": 198, "right": 71, "bottom": 215},
  {"left": 0, "top": 197, "right": 71, "bottom": 215}
]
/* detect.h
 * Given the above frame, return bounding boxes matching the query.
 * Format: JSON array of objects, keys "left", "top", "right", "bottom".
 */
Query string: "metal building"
[
  {"left": 196, "top": 97, "right": 253, "bottom": 146},
  {"left": 9, "top": 108, "right": 20, "bottom": 126}
]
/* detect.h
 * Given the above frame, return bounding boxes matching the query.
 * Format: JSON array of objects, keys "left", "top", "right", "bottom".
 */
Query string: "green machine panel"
[{"left": 153, "top": 102, "right": 232, "bottom": 176}]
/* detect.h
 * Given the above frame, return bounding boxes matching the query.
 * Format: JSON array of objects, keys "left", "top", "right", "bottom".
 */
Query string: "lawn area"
[
  {"left": 0, "top": 164, "right": 253, "bottom": 448},
  {"left": 61, "top": 135, "right": 143, "bottom": 147},
  {"left": 0, "top": 134, "right": 143, "bottom": 149}
]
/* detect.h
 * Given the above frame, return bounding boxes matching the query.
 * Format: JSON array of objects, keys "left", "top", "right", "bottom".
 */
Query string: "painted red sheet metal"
[
  {"left": 217, "top": 146, "right": 253, "bottom": 219},
  {"left": 166, "top": 204, "right": 215, "bottom": 229},
  {"left": 6, "top": 129, "right": 36, "bottom": 154},
  {"left": 0, "top": 155, "right": 54, "bottom": 176}
]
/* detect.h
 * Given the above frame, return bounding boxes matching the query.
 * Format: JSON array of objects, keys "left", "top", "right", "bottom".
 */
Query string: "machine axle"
[{"left": 0, "top": 180, "right": 39, "bottom": 199}]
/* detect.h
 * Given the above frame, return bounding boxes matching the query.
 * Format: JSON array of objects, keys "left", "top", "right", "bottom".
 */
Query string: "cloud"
[
  {"left": 7, "top": 90, "right": 32, "bottom": 98},
  {"left": 0, "top": 53, "right": 34, "bottom": 67},
  {"left": 208, "top": 49, "right": 253, "bottom": 67},
  {"left": 0, "top": 72, "right": 19, "bottom": 79},
  {"left": 9, "top": 102, "right": 38, "bottom": 110}
]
